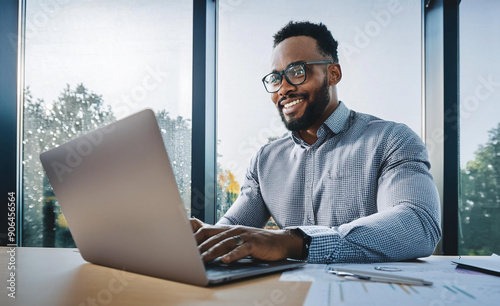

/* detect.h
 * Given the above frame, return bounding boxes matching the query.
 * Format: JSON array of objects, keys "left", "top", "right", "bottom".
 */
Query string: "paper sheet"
[
  {"left": 280, "top": 256, "right": 500, "bottom": 305},
  {"left": 302, "top": 279, "right": 500, "bottom": 306}
]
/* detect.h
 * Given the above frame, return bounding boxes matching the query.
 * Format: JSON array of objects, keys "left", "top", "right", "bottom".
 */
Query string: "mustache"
[{"left": 278, "top": 93, "right": 308, "bottom": 106}]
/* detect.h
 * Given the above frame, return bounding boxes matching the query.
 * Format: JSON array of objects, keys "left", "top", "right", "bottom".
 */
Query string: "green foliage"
[
  {"left": 23, "top": 84, "right": 233, "bottom": 246},
  {"left": 460, "top": 122, "right": 500, "bottom": 255},
  {"left": 23, "top": 84, "right": 116, "bottom": 247},
  {"left": 156, "top": 110, "right": 192, "bottom": 212},
  {"left": 216, "top": 169, "right": 241, "bottom": 221}
]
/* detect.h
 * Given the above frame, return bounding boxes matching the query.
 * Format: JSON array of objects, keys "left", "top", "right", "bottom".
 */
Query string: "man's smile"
[{"left": 280, "top": 97, "right": 306, "bottom": 115}]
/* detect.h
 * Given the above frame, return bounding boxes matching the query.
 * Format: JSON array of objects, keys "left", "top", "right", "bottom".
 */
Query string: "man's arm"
[
  {"left": 300, "top": 125, "right": 442, "bottom": 263},
  {"left": 216, "top": 147, "right": 271, "bottom": 228},
  {"left": 190, "top": 148, "right": 305, "bottom": 263},
  {"left": 193, "top": 125, "right": 441, "bottom": 264}
]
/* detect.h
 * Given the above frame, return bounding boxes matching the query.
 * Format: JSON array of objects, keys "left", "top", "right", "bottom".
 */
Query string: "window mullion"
[
  {"left": 423, "top": 0, "right": 460, "bottom": 255},
  {"left": 191, "top": 0, "right": 217, "bottom": 224}
]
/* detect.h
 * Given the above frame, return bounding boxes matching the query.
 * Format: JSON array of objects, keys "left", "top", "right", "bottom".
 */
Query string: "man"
[{"left": 191, "top": 21, "right": 441, "bottom": 264}]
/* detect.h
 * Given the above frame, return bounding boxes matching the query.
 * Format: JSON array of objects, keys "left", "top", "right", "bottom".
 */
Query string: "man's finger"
[
  {"left": 194, "top": 226, "right": 229, "bottom": 245},
  {"left": 189, "top": 218, "right": 204, "bottom": 232},
  {"left": 221, "top": 242, "right": 253, "bottom": 263},
  {"left": 198, "top": 227, "right": 243, "bottom": 253},
  {"left": 201, "top": 236, "right": 250, "bottom": 263}
]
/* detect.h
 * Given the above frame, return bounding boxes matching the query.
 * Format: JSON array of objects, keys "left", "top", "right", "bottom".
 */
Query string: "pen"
[{"left": 328, "top": 267, "right": 433, "bottom": 286}]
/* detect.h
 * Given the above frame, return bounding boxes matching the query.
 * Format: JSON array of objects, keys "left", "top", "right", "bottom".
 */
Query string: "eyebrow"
[{"left": 271, "top": 60, "right": 305, "bottom": 73}]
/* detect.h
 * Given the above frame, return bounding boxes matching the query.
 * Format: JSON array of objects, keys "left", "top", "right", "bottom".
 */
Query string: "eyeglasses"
[{"left": 262, "top": 60, "right": 335, "bottom": 93}]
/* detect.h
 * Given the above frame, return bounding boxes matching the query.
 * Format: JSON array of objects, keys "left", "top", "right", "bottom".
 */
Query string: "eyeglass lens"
[{"left": 264, "top": 64, "right": 306, "bottom": 92}]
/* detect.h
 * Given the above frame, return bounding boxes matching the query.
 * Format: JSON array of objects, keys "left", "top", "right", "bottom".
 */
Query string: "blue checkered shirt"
[{"left": 217, "top": 102, "right": 441, "bottom": 263}]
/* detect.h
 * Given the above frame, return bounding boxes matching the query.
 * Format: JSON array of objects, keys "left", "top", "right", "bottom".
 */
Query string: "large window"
[
  {"left": 3, "top": 0, "right": 491, "bottom": 254},
  {"left": 216, "top": 0, "right": 422, "bottom": 221},
  {"left": 22, "top": 0, "right": 192, "bottom": 247},
  {"left": 459, "top": 0, "right": 500, "bottom": 255}
]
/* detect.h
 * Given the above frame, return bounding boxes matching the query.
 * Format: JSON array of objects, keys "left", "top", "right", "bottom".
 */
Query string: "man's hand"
[
  {"left": 189, "top": 218, "right": 205, "bottom": 233},
  {"left": 194, "top": 225, "right": 303, "bottom": 263}
]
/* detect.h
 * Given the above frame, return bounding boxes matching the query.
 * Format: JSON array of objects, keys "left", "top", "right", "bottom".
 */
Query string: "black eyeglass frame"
[{"left": 261, "top": 60, "right": 335, "bottom": 93}]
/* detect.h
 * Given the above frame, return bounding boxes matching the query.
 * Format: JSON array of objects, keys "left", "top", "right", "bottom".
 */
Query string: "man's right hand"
[
  {"left": 188, "top": 218, "right": 303, "bottom": 263},
  {"left": 189, "top": 217, "right": 205, "bottom": 233}
]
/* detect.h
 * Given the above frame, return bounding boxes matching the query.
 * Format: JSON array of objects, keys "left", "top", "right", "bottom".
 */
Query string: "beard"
[{"left": 279, "top": 78, "right": 331, "bottom": 131}]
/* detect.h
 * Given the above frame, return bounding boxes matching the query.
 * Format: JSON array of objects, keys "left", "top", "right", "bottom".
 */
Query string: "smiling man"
[{"left": 191, "top": 21, "right": 441, "bottom": 264}]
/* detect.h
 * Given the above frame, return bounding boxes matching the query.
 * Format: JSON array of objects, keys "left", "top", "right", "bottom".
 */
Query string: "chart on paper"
[
  {"left": 303, "top": 279, "right": 500, "bottom": 306},
  {"left": 280, "top": 257, "right": 500, "bottom": 306}
]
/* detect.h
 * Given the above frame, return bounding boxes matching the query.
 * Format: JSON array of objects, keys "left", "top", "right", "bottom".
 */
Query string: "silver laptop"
[{"left": 39, "top": 109, "right": 305, "bottom": 286}]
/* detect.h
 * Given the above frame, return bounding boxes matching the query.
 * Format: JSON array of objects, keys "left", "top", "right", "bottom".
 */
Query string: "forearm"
[
  {"left": 216, "top": 189, "right": 270, "bottom": 228},
  {"left": 299, "top": 203, "right": 441, "bottom": 263}
]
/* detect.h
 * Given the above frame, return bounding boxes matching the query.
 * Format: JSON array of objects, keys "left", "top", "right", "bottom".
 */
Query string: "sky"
[
  {"left": 25, "top": 0, "right": 193, "bottom": 119},
  {"left": 459, "top": 0, "right": 500, "bottom": 168},
  {"left": 24, "top": 0, "right": 500, "bottom": 183}
]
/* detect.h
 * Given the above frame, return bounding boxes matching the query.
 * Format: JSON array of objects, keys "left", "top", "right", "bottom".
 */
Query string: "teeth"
[{"left": 284, "top": 99, "right": 303, "bottom": 109}]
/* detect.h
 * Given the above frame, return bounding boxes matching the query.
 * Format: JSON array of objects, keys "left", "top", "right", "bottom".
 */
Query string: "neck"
[{"left": 298, "top": 100, "right": 339, "bottom": 145}]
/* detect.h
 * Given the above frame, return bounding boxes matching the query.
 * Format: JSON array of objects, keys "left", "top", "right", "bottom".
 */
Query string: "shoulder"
[
  {"left": 248, "top": 133, "right": 292, "bottom": 165},
  {"left": 351, "top": 111, "right": 420, "bottom": 143},
  {"left": 345, "top": 111, "right": 426, "bottom": 162}
]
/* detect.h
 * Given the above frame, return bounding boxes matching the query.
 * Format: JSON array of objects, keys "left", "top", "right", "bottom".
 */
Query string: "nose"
[{"left": 277, "top": 75, "right": 296, "bottom": 97}]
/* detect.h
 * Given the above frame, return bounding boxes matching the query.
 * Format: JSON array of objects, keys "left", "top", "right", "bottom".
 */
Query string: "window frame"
[
  {"left": 423, "top": 0, "right": 460, "bottom": 255},
  {"left": 0, "top": 0, "right": 462, "bottom": 253},
  {"left": 191, "top": 0, "right": 217, "bottom": 224},
  {"left": 0, "top": 0, "right": 22, "bottom": 247}
]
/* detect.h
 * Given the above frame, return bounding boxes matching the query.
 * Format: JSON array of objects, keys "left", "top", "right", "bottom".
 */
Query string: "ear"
[{"left": 328, "top": 63, "right": 342, "bottom": 86}]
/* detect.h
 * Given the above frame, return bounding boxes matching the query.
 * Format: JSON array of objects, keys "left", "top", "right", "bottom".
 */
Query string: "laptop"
[{"left": 39, "top": 109, "right": 305, "bottom": 286}]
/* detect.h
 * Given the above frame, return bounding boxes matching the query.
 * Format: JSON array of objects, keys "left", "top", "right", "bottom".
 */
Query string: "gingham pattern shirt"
[{"left": 218, "top": 102, "right": 441, "bottom": 263}]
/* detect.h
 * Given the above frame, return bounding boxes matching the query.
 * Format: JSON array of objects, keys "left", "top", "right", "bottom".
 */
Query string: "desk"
[
  {"left": 2, "top": 248, "right": 499, "bottom": 306},
  {"left": 0, "top": 247, "right": 310, "bottom": 306}
]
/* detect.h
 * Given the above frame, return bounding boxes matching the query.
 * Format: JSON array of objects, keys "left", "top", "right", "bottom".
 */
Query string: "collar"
[
  {"left": 322, "top": 101, "right": 351, "bottom": 135},
  {"left": 290, "top": 101, "right": 351, "bottom": 146}
]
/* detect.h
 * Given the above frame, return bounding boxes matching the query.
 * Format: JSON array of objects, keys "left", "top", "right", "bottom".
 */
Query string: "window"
[
  {"left": 459, "top": 0, "right": 500, "bottom": 255},
  {"left": 2, "top": 0, "right": 488, "bottom": 254},
  {"left": 216, "top": 0, "right": 422, "bottom": 221},
  {"left": 22, "top": 0, "right": 192, "bottom": 247}
]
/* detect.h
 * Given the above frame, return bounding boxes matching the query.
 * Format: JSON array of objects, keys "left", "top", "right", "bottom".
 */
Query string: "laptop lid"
[{"left": 40, "top": 109, "right": 210, "bottom": 286}]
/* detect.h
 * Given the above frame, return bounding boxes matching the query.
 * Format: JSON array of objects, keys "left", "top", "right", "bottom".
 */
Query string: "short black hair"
[{"left": 273, "top": 21, "right": 339, "bottom": 63}]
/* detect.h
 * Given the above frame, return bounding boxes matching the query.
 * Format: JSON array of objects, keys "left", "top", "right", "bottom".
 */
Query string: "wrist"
[{"left": 284, "top": 228, "right": 310, "bottom": 260}]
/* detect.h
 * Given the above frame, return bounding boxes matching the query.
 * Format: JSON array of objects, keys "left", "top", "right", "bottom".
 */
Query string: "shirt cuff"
[{"left": 296, "top": 226, "right": 341, "bottom": 263}]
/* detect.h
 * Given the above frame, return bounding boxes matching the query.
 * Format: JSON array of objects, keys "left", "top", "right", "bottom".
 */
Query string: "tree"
[
  {"left": 217, "top": 169, "right": 240, "bottom": 221},
  {"left": 23, "top": 84, "right": 250, "bottom": 245},
  {"left": 23, "top": 84, "right": 115, "bottom": 247},
  {"left": 156, "top": 110, "right": 192, "bottom": 213},
  {"left": 460, "top": 122, "right": 500, "bottom": 255}
]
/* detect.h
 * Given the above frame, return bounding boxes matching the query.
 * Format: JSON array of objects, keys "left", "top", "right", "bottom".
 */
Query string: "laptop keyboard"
[{"left": 205, "top": 257, "right": 273, "bottom": 276}]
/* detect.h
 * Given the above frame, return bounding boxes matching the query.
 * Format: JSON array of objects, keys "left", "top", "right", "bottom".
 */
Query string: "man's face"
[{"left": 269, "top": 36, "right": 333, "bottom": 131}]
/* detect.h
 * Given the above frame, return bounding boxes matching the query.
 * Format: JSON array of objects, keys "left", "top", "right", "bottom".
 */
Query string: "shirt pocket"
[{"left": 320, "top": 168, "right": 359, "bottom": 226}]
